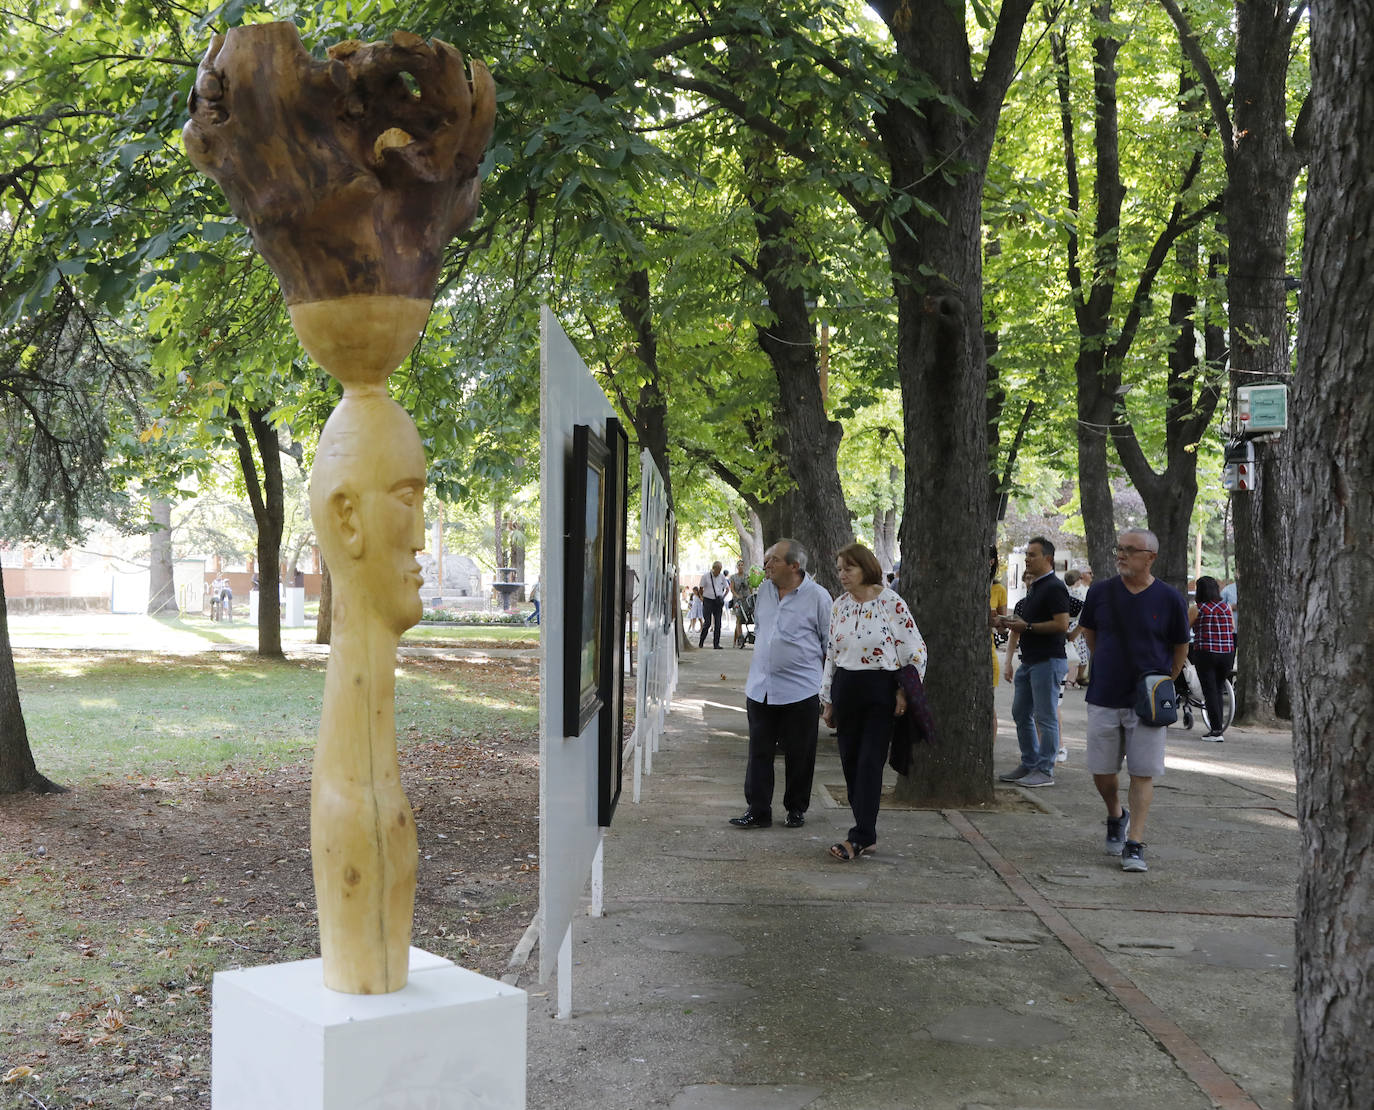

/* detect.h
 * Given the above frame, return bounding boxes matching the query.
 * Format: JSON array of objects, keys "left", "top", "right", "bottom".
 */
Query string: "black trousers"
[
  {"left": 699, "top": 595, "right": 724, "bottom": 647},
  {"left": 744, "top": 694, "right": 820, "bottom": 819},
  {"left": 831, "top": 668, "right": 897, "bottom": 849},
  {"left": 1193, "top": 648, "right": 1234, "bottom": 732}
]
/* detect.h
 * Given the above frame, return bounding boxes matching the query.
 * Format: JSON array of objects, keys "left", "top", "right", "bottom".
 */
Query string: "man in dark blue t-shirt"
[
  {"left": 998, "top": 536, "right": 1071, "bottom": 788},
  {"left": 1078, "top": 528, "right": 1190, "bottom": 874}
]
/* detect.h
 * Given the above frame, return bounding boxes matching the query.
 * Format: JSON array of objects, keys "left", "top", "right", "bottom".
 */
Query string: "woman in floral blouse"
[{"left": 820, "top": 543, "right": 927, "bottom": 860}]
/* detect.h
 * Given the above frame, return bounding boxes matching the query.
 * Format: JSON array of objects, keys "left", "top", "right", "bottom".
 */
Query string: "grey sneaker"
[
  {"left": 998, "top": 765, "right": 1033, "bottom": 782},
  {"left": 1105, "top": 807, "right": 1130, "bottom": 855},
  {"left": 1121, "top": 840, "right": 1148, "bottom": 872},
  {"left": 1019, "top": 770, "right": 1055, "bottom": 788}
]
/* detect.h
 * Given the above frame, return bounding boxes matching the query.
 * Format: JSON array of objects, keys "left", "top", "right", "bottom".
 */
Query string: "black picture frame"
[
  {"left": 597, "top": 417, "right": 630, "bottom": 825},
  {"left": 564, "top": 424, "right": 609, "bottom": 736}
]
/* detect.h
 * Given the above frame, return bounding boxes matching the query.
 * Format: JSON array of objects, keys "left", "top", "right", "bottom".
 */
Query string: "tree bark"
[
  {"left": 315, "top": 558, "right": 332, "bottom": 645},
  {"left": 230, "top": 405, "right": 285, "bottom": 658},
  {"left": 1160, "top": 0, "right": 1307, "bottom": 726},
  {"left": 1220, "top": 2, "right": 1304, "bottom": 726},
  {"left": 871, "top": 0, "right": 1033, "bottom": 806},
  {"left": 1290, "top": 5, "right": 1374, "bottom": 1101},
  {"left": 0, "top": 571, "right": 66, "bottom": 794},
  {"left": 614, "top": 265, "right": 673, "bottom": 509},
  {"left": 146, "top": 497, "right": 179, "bottom": 614},
  {"left": 747, "top": 189, "right": 854, "bottom": 596}
]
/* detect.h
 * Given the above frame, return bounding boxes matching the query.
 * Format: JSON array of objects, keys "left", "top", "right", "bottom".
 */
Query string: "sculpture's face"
[
  {"left": 356, "top": 443, "right": 427, "bottom": 634},
  {"left": 312, "top": 394, "right": 428, "bottom": 636}
]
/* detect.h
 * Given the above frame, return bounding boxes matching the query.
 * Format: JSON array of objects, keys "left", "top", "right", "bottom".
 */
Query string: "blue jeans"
[{"left": 1012, "top": 657, "right": 1068, "bottom": 774}]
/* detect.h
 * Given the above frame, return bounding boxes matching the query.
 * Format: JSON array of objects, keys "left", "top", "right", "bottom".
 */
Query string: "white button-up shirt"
[
  {"left": 699, "top": 570, "right": 731, "bottom": 600},
  {"left": 745, "top": 573, "right": 833, "bottom": 706}
]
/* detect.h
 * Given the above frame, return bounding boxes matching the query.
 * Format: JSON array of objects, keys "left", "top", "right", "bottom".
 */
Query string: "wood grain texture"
[{"left": 183, "top": 22, "right": 494, "bottom": 304}]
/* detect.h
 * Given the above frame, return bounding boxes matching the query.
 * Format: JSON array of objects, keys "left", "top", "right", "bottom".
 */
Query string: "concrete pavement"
[{"left": 520, "top": 643, "right": 1297, "bottom": 1110}]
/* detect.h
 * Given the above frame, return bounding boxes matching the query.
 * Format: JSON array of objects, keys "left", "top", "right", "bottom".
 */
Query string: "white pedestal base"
[{"left": 212, "top": 947, "right": 525, "bottom": 1109}]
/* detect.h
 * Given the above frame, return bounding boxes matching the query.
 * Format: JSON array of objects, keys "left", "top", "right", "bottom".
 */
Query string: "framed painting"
[
  {"left": 563, "top": 423, "right": 609, "bottom": 736},
  {"left": 597, "top": 417, "right": 630, "bottom": 825}
]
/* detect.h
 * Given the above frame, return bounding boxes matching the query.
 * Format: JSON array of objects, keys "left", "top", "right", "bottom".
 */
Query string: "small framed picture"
[{"left": 564, "top": 424, "right": 609, "bottom": 736}]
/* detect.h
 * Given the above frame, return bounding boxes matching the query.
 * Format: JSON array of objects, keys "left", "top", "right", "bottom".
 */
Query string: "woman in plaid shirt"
[{"left": 1189, "top": 576, "right": 1237, "bottom": 740}]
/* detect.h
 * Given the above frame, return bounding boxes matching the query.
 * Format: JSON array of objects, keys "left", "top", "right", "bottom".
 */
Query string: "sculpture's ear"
[{"left": 329, "top": 491, "right": 365, "bottom": 559}]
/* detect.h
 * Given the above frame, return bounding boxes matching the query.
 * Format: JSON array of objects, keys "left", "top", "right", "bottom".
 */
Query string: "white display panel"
[{"left": 538, "top": 308, "right": 616, "bottom": 985}]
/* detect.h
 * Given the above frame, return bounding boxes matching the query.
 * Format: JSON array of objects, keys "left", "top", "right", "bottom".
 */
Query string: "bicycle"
[{"left": 1175, "top": 659, "right": 1235, "bottom": 734}]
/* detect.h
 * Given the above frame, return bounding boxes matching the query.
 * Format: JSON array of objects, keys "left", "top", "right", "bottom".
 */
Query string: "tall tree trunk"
[
  {"left": 872, "top": 0, "right": 1033, "bottom": 805},
  {"left": 747, "top": 187, "right": 854, "bottom": 596},
  {"left": 1159, "top": 0, "right": 1307, "bottom": 727},
  {"left": 146, "top": 497, "right": 178, "bottom": 614},
  {"left": 510, "top": 518, "right": 527, "bottom": 601},
  {"left": 1221, "top": 3, "right": 1305, "bottom": 726},
  {"left": 1290, "top": 5, "right": 1374, "bottom": 1101},
  {"left": 0, "top": 571, "right": 65, "bottom": 794},
  {"left": 1113, "top": 230, "right": 1223, "bottom": 593},
  {"left": 229, "top": 405, "right": 284, "bottom": 658},
  {"left": 315, "top": 558, "right": 332, "bottom": 645},
  {"left": 615, "top": 266, "right": 673, "bottom": 507}
]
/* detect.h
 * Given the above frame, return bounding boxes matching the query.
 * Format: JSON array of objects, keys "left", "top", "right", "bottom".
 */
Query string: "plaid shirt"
[{"left": 1194, "top": 600, "right": 1235, "bottom": 653}]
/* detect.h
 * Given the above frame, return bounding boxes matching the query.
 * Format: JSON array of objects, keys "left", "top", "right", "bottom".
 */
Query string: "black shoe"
[
  {"left": 784, "top": 811, "right": 805, "bottom": 828},
  {"left": 728, "top": 811, "right": 772, "bottom": 829}
]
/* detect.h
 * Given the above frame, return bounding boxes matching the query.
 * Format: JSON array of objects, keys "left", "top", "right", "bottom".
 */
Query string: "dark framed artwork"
[
  {"left": 597, "top": 417, "right": 630, "bottom": 825},
  {"left": 563, "top": 424, "right": 609, "bottom": 736}
]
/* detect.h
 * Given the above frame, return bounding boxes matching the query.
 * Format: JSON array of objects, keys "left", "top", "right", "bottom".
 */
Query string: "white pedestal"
[
  {"left": 212, "top": 947, "right": 526, "bottom": 1109},
  {"left": 284, "top": 586, "right": 305, "bottom": 627}
]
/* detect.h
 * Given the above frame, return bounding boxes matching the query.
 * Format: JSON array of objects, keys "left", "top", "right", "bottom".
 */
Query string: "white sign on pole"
[{"left": 537, "top": 308, "right": 616, "bottom": 989}]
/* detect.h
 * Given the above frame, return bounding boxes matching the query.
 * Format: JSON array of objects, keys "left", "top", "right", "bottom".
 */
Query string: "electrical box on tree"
[
  {"left": 1223, "top": 440, "right": 1258, "bottom": 492},
  {"left": 1237, "top": 384, "right": 1288, "bottom": 435}
]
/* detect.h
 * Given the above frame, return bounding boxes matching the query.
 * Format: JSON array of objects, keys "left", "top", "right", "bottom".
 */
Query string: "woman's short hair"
[
  {"left": 1195, "top": 576, "right": 1221, "bottom": 604},
  {"left": 836, "top": 543, "right": 884, "bottom": 586}
]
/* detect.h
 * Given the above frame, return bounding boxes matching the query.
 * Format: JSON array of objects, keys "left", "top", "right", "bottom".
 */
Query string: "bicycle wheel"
[{"left": 1201, "top": 681, "right": 1235, "bottom": 733}]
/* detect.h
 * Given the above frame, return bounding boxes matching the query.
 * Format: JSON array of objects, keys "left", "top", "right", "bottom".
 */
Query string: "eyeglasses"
[{"left": 1114, "top": 545, "right": 1155, "bottom": 557}]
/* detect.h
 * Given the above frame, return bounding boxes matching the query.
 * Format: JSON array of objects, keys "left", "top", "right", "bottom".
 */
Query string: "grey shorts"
[{"left": 1084, "top": 704, "right": 1167, "bottom": 778}]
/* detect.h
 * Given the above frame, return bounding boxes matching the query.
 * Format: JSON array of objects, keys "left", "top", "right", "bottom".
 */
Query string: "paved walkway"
[{"left": 522, "top": 643, "right": 1297, "bottom": 1110}]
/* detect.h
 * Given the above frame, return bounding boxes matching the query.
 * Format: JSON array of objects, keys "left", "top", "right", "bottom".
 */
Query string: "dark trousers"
[
  {"left": 744, "top": 695, "right": 820, "bottom": 819},
  {"left": 699, "top": 595, "right": 724, "bottom": 647},
  {"left": 1193, "top": 648, "right": 1234, "bottom": 732},
  {"left": 831, "top": 668, "right": 897, "bottom": 849}
]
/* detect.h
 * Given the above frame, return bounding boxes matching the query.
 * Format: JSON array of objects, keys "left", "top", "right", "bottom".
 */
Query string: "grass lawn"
[
  {"left": 4, "top": 611, "right": 540, "bottom": 655},
  {"left": 13, "top": 650, "right": 538, "bottom": 784}
]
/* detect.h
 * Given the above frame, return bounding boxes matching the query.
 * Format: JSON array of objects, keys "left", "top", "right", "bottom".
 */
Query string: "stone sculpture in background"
[{"left": 184, "top": 21, "right": 495, "bottom": 994}]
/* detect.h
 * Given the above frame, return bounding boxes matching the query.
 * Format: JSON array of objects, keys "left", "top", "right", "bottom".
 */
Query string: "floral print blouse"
[{"left": 820, "top": 586, "right": 927, "bottom": 702}]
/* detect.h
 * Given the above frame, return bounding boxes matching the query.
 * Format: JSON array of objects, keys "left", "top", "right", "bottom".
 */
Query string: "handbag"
[{"left": 1107, "top": 580, "right": 1178, "bottom": 727}]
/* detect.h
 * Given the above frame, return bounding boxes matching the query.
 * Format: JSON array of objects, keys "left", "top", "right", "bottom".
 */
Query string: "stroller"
[{"left": 733, "top": 592, "right": 757, "bottom": 648}]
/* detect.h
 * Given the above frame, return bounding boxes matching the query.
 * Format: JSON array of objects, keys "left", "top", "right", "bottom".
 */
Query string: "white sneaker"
[{"left": 1055, "top": 748, "right": 1068, "bottom": 763}]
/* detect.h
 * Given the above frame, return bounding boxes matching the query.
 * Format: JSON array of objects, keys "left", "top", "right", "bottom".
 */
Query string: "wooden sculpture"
[{"left": 184, "top": 22, "right": 494, "bottom": 994}]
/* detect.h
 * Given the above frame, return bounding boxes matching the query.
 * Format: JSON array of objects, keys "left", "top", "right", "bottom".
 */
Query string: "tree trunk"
[
  {"left": 1112, "top": 231, "right": 1223, "bottom": 593},
  {"left": 873, "top": 0, "right": 1032, "bottom": 806},
  {"left": 748, "top": 189, "right": 854, "bottom": 596},
  {"left": 510, "top": 519, "right": 527, "bottom": 601},
  {"left": 146, "top": 497, "right": 178, "bottom": 615},
  {"left": 1290, "top": 6, "right": 1374, "bottom": 1101},
  {"left": 615, "top": 266, "right": 674, "bottom": 509},
  {"left": 1220, "top": 1, "right": 1305, "bottom": 727},
  {"left": 315, "top": 558, "right": 332, "bottom": 645},
  {"left": 0, "top": 571, "right": 66, "bottom": 794},
  {"left": 230, "top": 405, "right": 284, "bottom": 658}
]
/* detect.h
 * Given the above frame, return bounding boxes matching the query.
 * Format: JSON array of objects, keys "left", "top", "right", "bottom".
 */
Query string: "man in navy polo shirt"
[
  {"left": 1078, "top": 528, "right": 1190, "bottom": 872},
  {"left": 998, "top": 536, "right": 1072, "bottom": 787}
]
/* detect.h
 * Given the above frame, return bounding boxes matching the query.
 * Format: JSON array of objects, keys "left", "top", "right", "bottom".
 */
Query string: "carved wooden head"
[{"left": 183, "top": 22, "right": 495, "bottom": 306}]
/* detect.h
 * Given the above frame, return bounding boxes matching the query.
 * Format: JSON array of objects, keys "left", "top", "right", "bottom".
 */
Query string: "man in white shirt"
[
  {"left": 729, "top": 539, "right": 833, "bottom": 830},
  {"left": 698, "top": 560, "right": 731, "bottom": 649}
]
